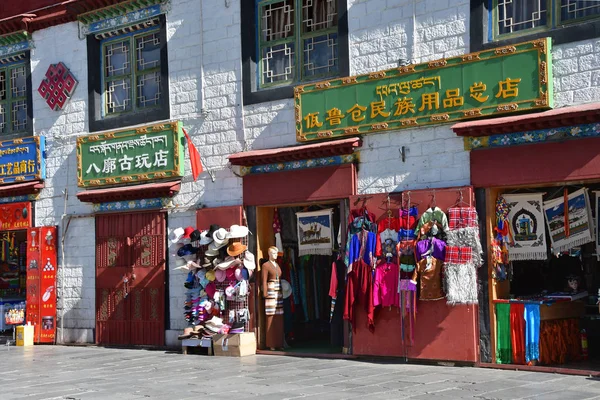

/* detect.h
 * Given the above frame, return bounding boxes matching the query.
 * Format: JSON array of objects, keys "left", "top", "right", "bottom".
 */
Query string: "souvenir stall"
[
  {"left": 489, "top": 186, "right": 599, "bottom": 368},
  {"left": 453, "top": 102, "right": 600, "bottom": 372},
  {"left": 173, "top": 222, "right": 257, "bottom": 356},
  {"left": 0, "top": 228, "right": 27, "bottom": 341},
  {"left": 345, "top": 188, "right": 481, "bottom": 362}
]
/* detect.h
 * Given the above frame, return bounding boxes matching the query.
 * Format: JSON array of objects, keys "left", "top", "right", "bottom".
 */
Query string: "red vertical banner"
[
  {"left": 26, "top": 227, "right": 41, "bottom": 342},
  {"left": 39, "top": 226, "right": 57, "bottom": 343}
]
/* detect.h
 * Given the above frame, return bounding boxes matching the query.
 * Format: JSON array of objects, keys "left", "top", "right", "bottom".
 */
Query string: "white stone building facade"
[{"left": 1, "top": 0, "right": 598, "bottom": 347}]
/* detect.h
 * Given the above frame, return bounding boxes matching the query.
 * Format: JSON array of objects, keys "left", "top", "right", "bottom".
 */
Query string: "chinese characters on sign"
[
  {"left": 77, "top": 121, "right": 185, "bottom": 187},
  {"left": 0, "top": 137, "right": 45, "bottom": 184},
  {"left": 0, "top": 202, "right": 31, "bottom": 230},
  {"left": 295, "top": 38, "right": 552, "bottom": 142}
]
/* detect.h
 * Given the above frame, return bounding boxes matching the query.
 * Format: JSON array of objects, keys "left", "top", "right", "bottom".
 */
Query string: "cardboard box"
[
  {"left": 16, "top": 325, "right": 33, "bottom": 346},
  {"left": 213, "top": 333, "right": 256, "bottom": 357}
]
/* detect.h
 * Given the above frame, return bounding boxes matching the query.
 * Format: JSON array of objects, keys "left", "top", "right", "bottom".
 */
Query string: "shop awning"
[
  {"left": 228, "top": 137, "right": 362, "bottom": 166},
  {"left": 76, "top": 180, "right": 181, "bottom": 203},
  {"left": 452, "top": 102, "right": 600, "bottom": 137},
  {"left": 0, "top": 180, "right": 44, "bottom": 197}
]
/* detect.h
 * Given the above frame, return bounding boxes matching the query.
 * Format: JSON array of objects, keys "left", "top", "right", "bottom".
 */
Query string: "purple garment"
[
  {"left": 400, "top": 206, "right": 418, "bottom": 217},
  {"left": 415, "top": 238, "right": 446, "bottom": 261}
]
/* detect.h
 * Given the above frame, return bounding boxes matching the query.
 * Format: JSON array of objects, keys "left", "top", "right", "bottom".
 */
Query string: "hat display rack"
[{"left": 173, "top": 223, "right": 254, "bottom": 340}]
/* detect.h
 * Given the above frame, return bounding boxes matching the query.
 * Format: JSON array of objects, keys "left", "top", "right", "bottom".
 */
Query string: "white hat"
[
  {"left": 170, "top": 227, "right": 185, "bottom": 243},
  {"left": 212, "top": 228, "right": 229, "bottom": 246},
  {"left": 199, "top": 230, "right": 212, "bottom": 245},
  {"left": 204, "top": 247, "right": 220, "bottom": 257},
  {"left": 243, "top": 251, "right": 256, "bottom": 271},
  {"left": 228, "top": 224, "right": 249, "bottom": 239},
  {"left": 216, "top": 256, "right": 242, "bottom": 270},
  {"left": 181, "top": 254, "right": 197, "bottom": 263}
]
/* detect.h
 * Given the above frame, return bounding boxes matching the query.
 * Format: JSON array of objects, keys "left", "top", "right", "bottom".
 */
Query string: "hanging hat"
[
  {"left": 241, "top": 267, "right": 250, "bottom": 281},
  {"left": 212, "top": 228, "right": 229, "bottom": 246},
  {"left": 243, "top": 251, "right": 256, "bottom": 271},
  {"left": 216, "top": 256, "right": 242, "bottom": 271},
  {"left": 225, "top": 285, "right": 236, "bottom": 300},
  {"left": 199, "top": 230, "right": 212, "bottom": 245},
  {"left": 228, "top": 224, "right": 249, "bottom": 239},
  {"left": 205, "top": 247, "right": 219, "bottom": 257},
  {"left": 187, "top": 260, "right": 201, "bottom": 270},
  {"left": 226, "top": 267, "right": 236, "bottom": 281},
  {"left": 234, "top": 266, "right": 244, "bottom": 281},
  {"left": 190, "top": 229, "right": 202, "bottom": 242},
  {"left": 181, "top": 253, "right": 197, "bottom": 263},
  {"left": 171, "top": 227, "right": 185, "bottom": 243},
  {"left": 181, "top": 226, "right": 195, "bottom": 240},
  {"left": 205, "top": 270, "right": 216, "bottom": 282},
  {"left": 201, "top": 257, "right": 212, "bottom": 268},
  {"left": 205, "top": 282, "right": 216, "bottom": 298},
  {"left": 206, "top": 224, "right": 220, "bottom": 238},
  {"left": 227, "top": 242, "right": 247, "bottom": 257},
  {"left": 177, "top": 244, "right": 198, "bottom": 257},
  {"left": 215, "top": 269, "right": 227, "bottom": 282},
  {"left": 281, "top": 279, "right": 292, "bottom": 299}
]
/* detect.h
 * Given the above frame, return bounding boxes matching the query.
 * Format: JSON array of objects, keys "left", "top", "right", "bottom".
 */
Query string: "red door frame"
[{"left": 95, "top": 211, "right": 166, "bottom": 346}]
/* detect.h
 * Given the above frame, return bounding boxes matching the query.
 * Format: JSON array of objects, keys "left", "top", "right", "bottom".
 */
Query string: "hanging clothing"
[
  {"left": 398, "top": 278, "right": 417, "bottom": 345},
  {"left": 415, "top": 207, "right": 449, "bottom": 240},
  {"left": 496, "top": 303, "right": 512, "bottom": 364},
  {"left": 524, "top": 304, "right": 540, "bottom": 363},
  {"left": 373, "top": 262, "right": 400, "bottom": 307},
  {"left": 509, "top": 303, "right": 526, "bottom": 365}
]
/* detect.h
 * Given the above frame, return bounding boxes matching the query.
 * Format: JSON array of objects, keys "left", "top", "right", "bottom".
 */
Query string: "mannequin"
[{"left": 262, "top": 246, "right": 284, "bottom": 350}]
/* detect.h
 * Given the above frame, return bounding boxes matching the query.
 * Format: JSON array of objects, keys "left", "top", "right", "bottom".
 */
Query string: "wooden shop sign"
[
  {"left": 77, "top": 121, "right": 185, "bottom": 187},
  {"left": 295, "top": 38, "right": 552, "bottom": 142}
]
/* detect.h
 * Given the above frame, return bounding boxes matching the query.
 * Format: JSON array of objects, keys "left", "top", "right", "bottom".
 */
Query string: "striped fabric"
[{"left": 265, "top": 280, "right": 284, "bottom": 316}]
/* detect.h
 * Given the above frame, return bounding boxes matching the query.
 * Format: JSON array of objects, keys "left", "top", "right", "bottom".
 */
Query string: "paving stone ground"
[{"left": 1, "top": 345, "right": 600, "bottom": 399}]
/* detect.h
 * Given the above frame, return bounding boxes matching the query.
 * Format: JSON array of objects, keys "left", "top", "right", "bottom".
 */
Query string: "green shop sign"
[
  {"left": 77, "top": 121, "right": 184, "bottom": 187},
  {"left": 295, "top": 38, "right": 552, "bottom": 142}
]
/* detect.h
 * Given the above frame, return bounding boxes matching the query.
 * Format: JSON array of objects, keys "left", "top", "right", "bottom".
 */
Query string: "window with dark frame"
[
  {"left": 258, "top": 0, "right": 339, "bottom": 88},
  {"left": 87, "top": 14, "right": 169, "bottom": 133},
  {"left": 0, "top": 61, "right": 28, "bottom": 135},
  {"left": 492, "top": 0, "right": 600, "bottom": 40},
  {"left": 101, "top": 26, "right": 162, "bottom": 118}
]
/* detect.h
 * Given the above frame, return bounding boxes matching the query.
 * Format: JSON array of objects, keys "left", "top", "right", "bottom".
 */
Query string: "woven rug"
[
  {"left": 543, "top": 188, "right": 593, "bottom": 253},
  {"left": 503, "top": 193, "right": 547, "bottom": 261}
]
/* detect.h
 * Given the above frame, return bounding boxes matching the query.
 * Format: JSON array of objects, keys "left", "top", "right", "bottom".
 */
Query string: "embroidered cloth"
[{"left": 504, "top": 193, "right": 547, "bottom": 261}]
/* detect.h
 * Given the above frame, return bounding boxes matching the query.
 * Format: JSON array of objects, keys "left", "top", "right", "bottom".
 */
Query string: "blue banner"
[{"left": 0, "top": 136, "right": 45, "bottom": 184}]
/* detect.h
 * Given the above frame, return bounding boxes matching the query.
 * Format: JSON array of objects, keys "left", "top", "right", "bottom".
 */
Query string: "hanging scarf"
[{"left": 496, "top": 303, "right": 512, "bottom": 364}]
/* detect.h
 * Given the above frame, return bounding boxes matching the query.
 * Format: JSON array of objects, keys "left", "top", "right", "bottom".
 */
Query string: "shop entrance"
[
  {"left": 488, "top": 183, "right": 600, "bottom": 371},
  {"left": 256, "top": 202, "right": 346, "bottom": 355},
  {"left": 95, "top": 212, "right": 166, "bottom": 346},
  {"left": 0, "top": 229, "right": 28, "bottom": 344}
]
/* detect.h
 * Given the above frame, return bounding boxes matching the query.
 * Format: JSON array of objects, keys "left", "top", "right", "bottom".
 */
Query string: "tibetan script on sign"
[
  {"left": 76, "top": 121, "right": 184, "bottom": 187},
  {"left": 295, "top": 38, "right": 552, "bottom": 142}
]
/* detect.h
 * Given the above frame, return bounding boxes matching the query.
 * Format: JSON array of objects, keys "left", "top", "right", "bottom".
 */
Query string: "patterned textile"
[
  {"left": 443, "top": 263, "right": 477, "bottom": 305},
  {"left": 543, "top": 188, "right": 594, "bottom": 253},
  {"left": 448, "top": 207, "right": 478, "bottom": 230},
  {"left": 398, "top": 279, "right": 417, "bottom": 346},
  {"left": 503, "top": 193, "right": 547, "bottom": 261},
  {"left": 446, "top": 227, "right": 484, "bottom": 268},
  {"left": 265, "top": 280, "right": 284, "bottom": 316},
  {"left": 444, "top": 246, "right": 472, "bottom": 264}
]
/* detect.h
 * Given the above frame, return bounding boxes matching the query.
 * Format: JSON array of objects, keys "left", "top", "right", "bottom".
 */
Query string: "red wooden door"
[{"left": 95, "top": 212, "right": 165, "bottom": 346}]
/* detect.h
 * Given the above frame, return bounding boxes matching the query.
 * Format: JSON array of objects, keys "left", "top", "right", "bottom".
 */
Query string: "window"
[
  {"left": 258, "top": 0, "right": 339, "bottom": 88},
  {"left": 492, "top": 0, "right": 600, "bottom": 39},
  {"left": 0, "top": 60, "right": 29, "bottom": 136},
  {"left": 102, "top": 29, "right": 161, "bottom": 116},
  {"left": 87, "top": 15, "right": 169, "bottom": 133},
  {"left": 471, "top": 0, "right": 600, "bottom": 52},
  {"left": 242, "top": 0, "right": 348, "bottom": 105}
]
